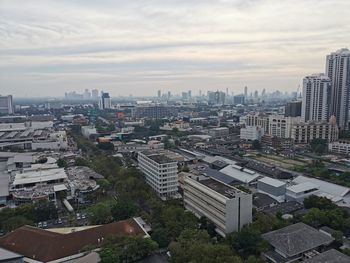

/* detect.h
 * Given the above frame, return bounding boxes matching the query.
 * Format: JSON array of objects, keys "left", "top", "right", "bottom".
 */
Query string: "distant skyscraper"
[
  {"left": 157, "top": 90, "right": 161, "bottom": 98},
  {"left": 91, "top": 89, "right": 99, "bottom": 100},
  {"left": 244, "top": 86, "right": 248, "bottom": 98},
  {"left": 99, "top": 92, "right": 112, "bottom": 110},
  {"left": 188, "top": 90, "right": 192, "bottom": 98},
  {"left": 233, "top": 94, "right": 245, "bottom": 105},
  {"left": 208, "top": 91, "right": 225, "bottom": 105},
  {"left": 262, "top": 89, "right": 266, "bottom": 97},
  {"left": 326, "top": 48, "right": 350, "bottom": 129},
  {"left": 83, "top": 89, "right": 91, "bottom": 100},
  {"left": 301, "top": 73, "right": 331, "bottom": 122},
  {"left": 254, "top": 90, "right": 258, "bottom": 98},
  {"left": 167, "top": 91, "right": 171, "bottom": 99},
  {"left": 0, "top": 95, "right": 14, "bottom": 115},
  {"left": 182, "top": 92, "right": 188, "bottom": 100}
]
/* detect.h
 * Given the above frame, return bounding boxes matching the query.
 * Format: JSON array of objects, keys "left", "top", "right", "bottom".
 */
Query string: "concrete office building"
[
  {"left": 0, "top": 95, "right": 14, "bottom": 115},
  {"left": 99, "top": 92, "right": 112, "bottom": 110},
  {"left": 301, "top": 74, "right": 331, "bottom": 122},
  {"left": 138, "top": 151, "right": 179, "bottom": 199},
  {"left": 326, "top": 48, "right": 350, "bottom": 130},
  {"left": 285, "top": 101, "right": 302, "bottom": 117},
  {"left": 183, "top": 175, "right": 252, "bottom": 237}
]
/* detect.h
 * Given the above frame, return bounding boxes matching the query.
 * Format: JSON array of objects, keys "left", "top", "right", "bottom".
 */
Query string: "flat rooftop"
[
  {"left": 148, "top": 154, "right": 174, "bottom": 164},
  {"left": 13, "top": 168, "right": 67, "bottom": 186},
  {"left": 258, "top": 177, "right": 286, "bottom": 188},
  {"left": 198, "top": 177, "right": 243, "bottom": 199}
]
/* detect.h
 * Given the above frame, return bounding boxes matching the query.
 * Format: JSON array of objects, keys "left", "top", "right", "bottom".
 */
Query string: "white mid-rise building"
[
  {"left": 240, "top": 126, "right": 264, "bottom": 141},
  {"left": 301, "top": 73, "right": 331, "bottom": 122},
  {"left": 81, "top": 126, "right": 97, "bottom": 139},
  {"left": 291, "top": 117, "right": 339, "bottom": 144},
  {"left": 183, "top": 175, "right": 252, "bottom": 237},
  {"left": 329, "top": 141, "right": 350, "bottom": 155},
  {"left": 0, "top": 95, "right": 14, "bottom": 115},
  {"left": 138, "top": 151, "right": 179, "bottom": 199}
]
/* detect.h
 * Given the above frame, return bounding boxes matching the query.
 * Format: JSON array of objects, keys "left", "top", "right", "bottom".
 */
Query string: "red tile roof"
[{"left": 0, "top": 218, "right": 146, "bottom": 262}]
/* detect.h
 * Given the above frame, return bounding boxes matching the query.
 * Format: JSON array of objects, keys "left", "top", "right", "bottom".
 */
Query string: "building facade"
[
  {"left": 99, "top": 92, "right": 112, "bottom": 110},
  {"left": 133, "top": 106, "right": 178, "bottom": 119},
  {"left": 183, "top": 176, "right": 252, "bottom": 237},
  {"left": 301, "top": 74, "right": 331, "bottom": 122},
  {"left": 285, "top": 101, "right": 302, "bottom": 117},
  {"left": 291, "top": 117, "right": 339, "bottom": 144},
  {"left": 326, "top": 48, "right": 350, "bottom": 130},
  {"left": 138, "top": 151, "right": 178, "bottom": 199},
  {"left": 240, "top": 126, "right": 264, "bottom": 141},
  {"left": 0, "top": 95, "right": 14, "bottom": 115}
]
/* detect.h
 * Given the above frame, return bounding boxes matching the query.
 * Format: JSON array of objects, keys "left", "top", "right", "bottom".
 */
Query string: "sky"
[{"left": 0, "top": 0, "right": 350, "bottom": 98}]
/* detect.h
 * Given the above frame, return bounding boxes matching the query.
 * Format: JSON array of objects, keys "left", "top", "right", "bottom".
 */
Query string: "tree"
[
  {"left": 98, "top": 142, "right": 114, "bottom": 151},
  {"left": 34, "top": 200, "right": 58, "bottom": 222},
  {"left": 99, "top": 235, "right": 158, "bottom": 263},
  {"left": 57, "top": 158, "right": 68, "bottom": 168},
  {"left": 89, "top": 202, "right": 112, "bottom": 224},
  {"left": 310, "top": 138, "right": 327, "bottom": 155},
  {"left": 252, "top": 140, "right": 261, "bottom": 150},
  {"left": 111, "top": 201, "right": 137, "bottom": 221},
  {"left": 302, "top": 208, "right": 329, "bottom": 227},
  {"left": 227, "top": 226, "right": 269, "bottom": 256},
  {"left": 151, "top": 227, "right": 170, "bottom": 248},
  {"left": 169, "top": 229, "right": 242, "bottom": 263},
  {"left": 2, "top": 216, "right": 33, "bottom": 232},
  {"left": 304, "top": 196, "right": 336, "bottom": 210}
]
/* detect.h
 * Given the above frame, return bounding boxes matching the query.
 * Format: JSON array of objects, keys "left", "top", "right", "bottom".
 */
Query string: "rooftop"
[
  {"left": 148, "top": 154, "right": 174, "bottom": 164},
  {"left": 287, "top": 182, "right": 319, "bottom": 193},
  {"left": 198, "top": 177, "right": 244, "bottom": 199},
  {"left": 13, "top": 168, "right": 67, "bottom": 186},
  {"left": 0, "top": 247, "right": 23, "bottom": 261},
  {"left": 304, "top": 249, "right": 350, "bottom": 263},
  {"left": 258, "top": 177, "right": 286, "bottom": 188},
  {"left": 220, "top": 164, "right": 262, "bottom": 183},
  {"left": 0, "top": 218, "right": 147, "bottom": 262},
  {"left": 262, "top": 223, "right": 334, "bottom": 257}
]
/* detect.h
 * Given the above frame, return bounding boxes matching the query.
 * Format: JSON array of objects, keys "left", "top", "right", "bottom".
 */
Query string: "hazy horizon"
[{"left": 1, "top": 0, "right": 350, "bottom": 97}]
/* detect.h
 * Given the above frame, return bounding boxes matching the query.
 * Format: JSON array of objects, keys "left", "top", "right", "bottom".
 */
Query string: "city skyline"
[{"left": 1, "top": 0, "right": 350, "bottom": 97}]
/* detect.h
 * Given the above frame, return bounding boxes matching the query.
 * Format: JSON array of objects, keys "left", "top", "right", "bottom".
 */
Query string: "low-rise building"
[
  {"left": 81, "top": 125, "right": 97, "bottom": 139},
  {"left": 286, "top": 182, "right": 319, "bottom": 203},
  {"left": 257, "top": 177, "right": 286, "bottom": 202},
  {"left": 0, "top": 218, "right": 149, "bottom": 263},
  {"left": 183, "top": 175, "right": 252, "bottom": 237},
  {"left": 240, "top": 126, "right": 264, "bottom": 141},
  {"left": 262, "top": 223, "right": 334, "bottom": 263},
  {"left": 208, "top": 127, "right": 229, "bottom": 138},
  {"left": 219, "top": 164, "right": 263, "bottom": 184},
  {"left": 329, "top": 141, "right": 350, "bottom": 155}
]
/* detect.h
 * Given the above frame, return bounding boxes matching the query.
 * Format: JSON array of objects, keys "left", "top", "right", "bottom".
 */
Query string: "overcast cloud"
[{"left": 0, "top": 0, "right": 349, "bottom": 97}]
